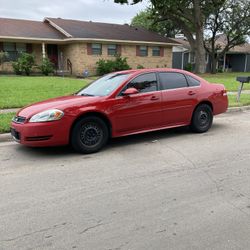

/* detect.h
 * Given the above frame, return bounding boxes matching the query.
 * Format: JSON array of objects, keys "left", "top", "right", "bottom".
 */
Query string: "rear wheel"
[
  {"left": 71, "top": 116, "right": 109, "bottom": 154},
  {"left": 191, "top": 104, "right": 213, "bottom": 133}
]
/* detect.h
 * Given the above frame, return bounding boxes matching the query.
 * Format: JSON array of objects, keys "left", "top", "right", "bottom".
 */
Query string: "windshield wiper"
[{"left": 80, "top": 93, "right": 95, "bottom": 96}]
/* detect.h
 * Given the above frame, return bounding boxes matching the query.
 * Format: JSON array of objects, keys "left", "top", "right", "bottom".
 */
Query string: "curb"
[
  {"left": 1, "top": 105, "right": 250, "bottom": 143},
  {"left": 226, "top": 105, "right": 250, "bottom": 113},
  {"left": 0, "top": 133, "right": 13, "bottom": 143}
]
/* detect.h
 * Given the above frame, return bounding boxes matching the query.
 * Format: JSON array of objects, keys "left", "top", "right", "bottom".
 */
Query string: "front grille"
[
  {"left": 12, "top": 116, "right": 26, "bottom": 124},
  {"left": 25, "top": 135, "right": 52, "bottom": 141}
]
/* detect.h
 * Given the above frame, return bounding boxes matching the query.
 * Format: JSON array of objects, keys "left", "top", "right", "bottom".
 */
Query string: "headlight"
[{"left": 29, "top": 109, "right": 64, "bottom": 123}]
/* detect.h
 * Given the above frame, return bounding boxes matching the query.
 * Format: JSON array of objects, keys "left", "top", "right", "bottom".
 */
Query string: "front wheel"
[
  {"left": 190, "top": 104, "right": 213, "bottom": 133},
  {"left": 71, "top": 116, "right": 109, "bottom": 154}
]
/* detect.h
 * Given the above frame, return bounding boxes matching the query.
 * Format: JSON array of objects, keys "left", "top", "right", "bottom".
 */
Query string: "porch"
[
  {"left": 218, "top": 53, "right": 250, "bottom": 72},
  {"left": 0, "top": 41, "right": 72, "bottom": 75}
]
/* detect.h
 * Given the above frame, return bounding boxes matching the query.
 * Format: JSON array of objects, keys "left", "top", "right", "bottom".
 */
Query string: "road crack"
[
  {"left": 2, "top": 222, "right": 68, "bottom": 242},
  {"left": 79, "top": 221, "right": 105, "bottom": 234}
]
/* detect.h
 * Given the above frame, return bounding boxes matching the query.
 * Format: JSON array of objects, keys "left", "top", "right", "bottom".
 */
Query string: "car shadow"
[{"left": 14, "top": 122, "right": 227, "bottom": 157}]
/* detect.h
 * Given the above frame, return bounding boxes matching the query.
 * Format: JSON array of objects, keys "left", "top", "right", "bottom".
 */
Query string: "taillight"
[{"left": 221, "top": 89, "right": 227, "bottom": 96}]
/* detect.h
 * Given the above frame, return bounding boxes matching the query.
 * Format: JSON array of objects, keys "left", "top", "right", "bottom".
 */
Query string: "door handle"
[
  {"left": 150, "top": 96, "right": 159, "bottom": 100},
  {"left": 188, "top": 91, "right": 196, "bottom": 96}
]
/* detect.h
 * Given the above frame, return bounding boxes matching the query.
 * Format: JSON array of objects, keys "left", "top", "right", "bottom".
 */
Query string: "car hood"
[{"left": 17, "top": 95, "right": 104, "bottom": 118}]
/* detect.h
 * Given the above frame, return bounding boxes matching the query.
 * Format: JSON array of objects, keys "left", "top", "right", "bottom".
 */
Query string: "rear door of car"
[
  {"left": 159, "top": 72, "right": 199, "bottom": 126},
  {"left": 111, "top": 72, "right": 163, "bottom": 133}
]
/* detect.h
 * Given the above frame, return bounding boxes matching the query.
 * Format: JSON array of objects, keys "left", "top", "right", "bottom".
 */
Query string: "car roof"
[{"left": 114, "top": 68, "right": 204, "bottom": 81}]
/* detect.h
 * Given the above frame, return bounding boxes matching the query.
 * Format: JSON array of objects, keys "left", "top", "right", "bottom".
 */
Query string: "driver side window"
[{"left": 126, "top": 73, "right": 158, "bottom": 93}]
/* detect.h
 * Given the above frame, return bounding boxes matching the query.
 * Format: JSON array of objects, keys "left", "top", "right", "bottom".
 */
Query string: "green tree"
[
  {"left": 115, "top": 0, "right": 226, "bottom": 74},
  {"left": 204, "top": 0, "right": 250, "bottom": 73},
  {"left": 131, "top": 9, "right": 180, "bottom": 37}
]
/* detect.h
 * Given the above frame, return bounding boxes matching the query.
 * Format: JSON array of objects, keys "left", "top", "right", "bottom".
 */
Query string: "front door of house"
[{"left": 47, "top": 44, "right": 58, "bottom": 68}]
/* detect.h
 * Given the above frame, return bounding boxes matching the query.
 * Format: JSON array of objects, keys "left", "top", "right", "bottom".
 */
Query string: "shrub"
[
  {"left": 137, "top": 64, "right": 144, "bottom": 69},
  {"left": 12, "top": 61, "right": 22, "bottom": 75},
  {"left": 184, "top": 63, "right": 193, "bottom": 72},
  {"left": 96, "top": 55, "right": 131, "bottom": 75},
  {"left": 0, "top": 51, "right": 8, "bottom": 64},
  {"left": 96, "top": 59, "right": 115, "bottom": 75},
  {"left": 19, "top": 53, "right": 35, "bottom": 76},
  {"left": 12, "top": 53, "right": 35, "bottom": 76},
  {"left": 39, "top": 57, "right": 55, "bottom": 76}
]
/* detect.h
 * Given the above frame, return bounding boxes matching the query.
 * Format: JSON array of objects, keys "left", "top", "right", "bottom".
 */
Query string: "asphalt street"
[{"left": 0, "top": 111, "right": 250, "bottom": 250}]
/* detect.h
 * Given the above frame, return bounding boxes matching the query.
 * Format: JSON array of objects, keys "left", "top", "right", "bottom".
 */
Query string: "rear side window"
[
  {"left": 159, "top": 72, "right": 188, "bottom": 90},
  {"left": 126, "top": 73, "right": 157, "bottom": 93},
  {"left": 186, "top": 75, "right": 200, "bottom": 87}
]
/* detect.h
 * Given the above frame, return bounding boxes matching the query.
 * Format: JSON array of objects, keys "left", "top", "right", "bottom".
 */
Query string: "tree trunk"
[
  {"left": 193, "top": 0, "right": 206, "bottom": 74},
  {"left": 211, "top": 54, "right": 217, "bottom": 74},
  {"left": 195, "top": 33, "right": 206, "bottom": 74}
]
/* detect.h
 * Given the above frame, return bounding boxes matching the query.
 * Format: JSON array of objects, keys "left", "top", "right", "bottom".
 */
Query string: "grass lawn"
[
  {"left": 0, "top": 73, "right": 250, "bottom": 110},
  {"left": 200, "top": 72, "right": 250, "bottom": 91},
  {"left": 0, "top": 112, "right": 15, "bottom": 133},
  {"left": 228, "top": 94, "right": 250, "bottom": 107},
  {"left": 0, "top": 76, "right": 91, "bottom": 109}
]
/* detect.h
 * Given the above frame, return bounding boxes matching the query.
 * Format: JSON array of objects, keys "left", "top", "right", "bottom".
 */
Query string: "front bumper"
[{"left": 11, "top": 119, "right": 70, "bottom": 147}]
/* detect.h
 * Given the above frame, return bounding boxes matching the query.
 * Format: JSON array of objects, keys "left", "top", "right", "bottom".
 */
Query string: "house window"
[
  {"left": 152, "top": 46, "right": 160, "bottom": 56},
  {"left": 91, "top": 43, "right": 102, "bottom": 55},
  {"left": 3, "top": 42, "right": 16, "bottom": 61},
  {"left": 139, "top": 46, "right": 148, "bottom": 56},
  {"left": 108, "top": 44, "right": 117, "bottom": 56},
  {"left": 3, "top": 42, "right": 15, "bottom": 52},
  {"left": 16, "top": 43, "right": 27, "bottom": 53},
  {"left": 3, "top": 42, "right": 28, "bottom": 62}
]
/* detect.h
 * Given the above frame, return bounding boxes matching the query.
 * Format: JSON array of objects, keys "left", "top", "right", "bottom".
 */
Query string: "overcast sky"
[{"left": 0, "top": 0, "right": 148, "bottom": 24}]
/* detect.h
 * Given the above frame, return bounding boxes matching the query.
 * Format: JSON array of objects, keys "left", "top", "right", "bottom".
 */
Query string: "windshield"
[{"left": 77, "top": 73, "right": 132, "bottom": 96}]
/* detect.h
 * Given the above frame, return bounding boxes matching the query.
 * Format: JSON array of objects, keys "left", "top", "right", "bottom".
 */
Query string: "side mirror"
[{"left": 122, "top": 87, "right": 139, "bottom": 96}]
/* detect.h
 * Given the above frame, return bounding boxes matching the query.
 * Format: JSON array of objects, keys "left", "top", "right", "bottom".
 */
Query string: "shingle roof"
[
  {"left": 46, "top": 18, "right": 177, "bottom": 44},
  {"left": 171, "top": 38, "right": 191, "bottom": 49},
  {"left": 0, "top": 17, "right": 177, "bottom": 45},
  {"left": 0, "top": 18, "right": 65, "bottom": 39},
  {"left": 214, "top": 34, "right": 250, "bottom": 53}
]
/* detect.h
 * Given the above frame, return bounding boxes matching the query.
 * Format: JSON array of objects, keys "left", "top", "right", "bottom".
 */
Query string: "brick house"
[{"left": 0, "top": 17, "right": 178, "bottom": 75}]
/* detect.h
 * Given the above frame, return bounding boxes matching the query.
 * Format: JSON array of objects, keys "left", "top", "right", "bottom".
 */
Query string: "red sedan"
[{"left": 11, "top": 69, "right": 228, "bottom": 153}]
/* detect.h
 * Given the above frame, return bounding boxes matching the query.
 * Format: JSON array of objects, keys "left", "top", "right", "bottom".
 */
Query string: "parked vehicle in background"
[{"left": 11, "top": 69, "right": 228, "bottom": 153}]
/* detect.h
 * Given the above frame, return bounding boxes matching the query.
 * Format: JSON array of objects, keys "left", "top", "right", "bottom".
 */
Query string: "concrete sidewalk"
[{"left": 0, "top": 108, "right": 20, "bottom": 114}]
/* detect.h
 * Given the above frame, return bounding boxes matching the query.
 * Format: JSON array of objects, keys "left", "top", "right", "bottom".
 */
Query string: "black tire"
[
  {"left": 71, "top": 116, "right": 109, "bottom": 154},
  {"left": 191, "top": 104, "right": 213, "bottom": 133}
]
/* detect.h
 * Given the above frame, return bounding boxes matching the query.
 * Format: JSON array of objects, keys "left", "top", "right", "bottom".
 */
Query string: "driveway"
[{"left": 1, "top": 111, "right": 250, "bottom": 250}]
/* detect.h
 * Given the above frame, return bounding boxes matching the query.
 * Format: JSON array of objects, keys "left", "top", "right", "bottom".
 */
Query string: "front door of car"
[
  {"left": 159, "top": 72, "right": 198, "bottom": 125},
  {"left": 111, "top": 73, "right": 163, "bottom": 134}
]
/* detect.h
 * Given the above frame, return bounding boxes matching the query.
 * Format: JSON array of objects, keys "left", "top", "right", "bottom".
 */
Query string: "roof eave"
[
  {"left": 0, "top": 36, "right": 178, "bottom": 46},
  {"left": 43, "top": 18, "right": 72, "bottom": 38}
]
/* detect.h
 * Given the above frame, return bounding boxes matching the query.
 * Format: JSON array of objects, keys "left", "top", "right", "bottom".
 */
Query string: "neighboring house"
[
  {"left": 0, "top": 17, "right": 178, "bottom": 75},
  {"left": 172, "top": 35, "right": 250, "bottom": 72}
]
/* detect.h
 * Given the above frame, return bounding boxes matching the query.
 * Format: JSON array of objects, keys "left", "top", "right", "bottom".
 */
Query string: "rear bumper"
[
  {"left": 11, "top": 120, "right": 70, "bottom": 147},
  {"left": 212, "top": 95, "right": 229, "bottom": 115}
]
